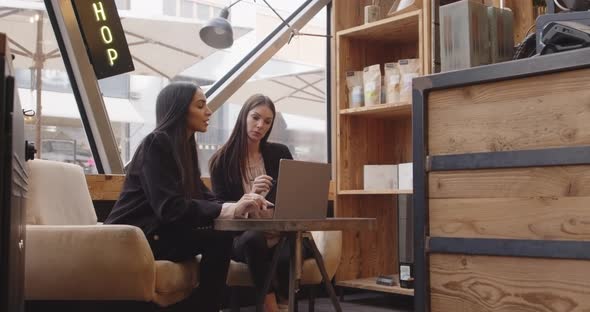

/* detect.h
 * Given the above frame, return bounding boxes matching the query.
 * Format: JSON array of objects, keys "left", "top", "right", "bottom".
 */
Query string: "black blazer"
[
  {"left": 105, "top": 131, "right": 222, "bottom": 242},
  {"left": 210, "top": 142, "right": 293, "bottom": 203}
]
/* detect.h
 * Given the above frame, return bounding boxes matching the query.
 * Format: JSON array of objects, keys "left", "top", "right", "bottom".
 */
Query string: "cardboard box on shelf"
[
  {"left": 398, "top": 162, "right": 413, "bottom": 190},
  {"left": 364, "top": 165, "right": 398, "bottom": 190}
]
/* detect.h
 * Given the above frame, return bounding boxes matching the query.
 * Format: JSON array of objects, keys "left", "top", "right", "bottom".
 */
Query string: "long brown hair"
[
  {"left": 154, "top": 82, "right": 203, "bottom": 198},
  {"left": 209, "top": 94, "right": 276, "bottom": 186}
]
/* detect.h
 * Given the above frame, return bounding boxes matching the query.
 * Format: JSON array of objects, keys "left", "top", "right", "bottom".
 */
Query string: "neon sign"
[{"left": 72, "top": 0, "right": 134, "bottom": 79}]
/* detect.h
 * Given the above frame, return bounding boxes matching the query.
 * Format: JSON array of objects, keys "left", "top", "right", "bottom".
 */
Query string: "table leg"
[
  {"left": 258, "top": 237, "right": 287, "bottom": 312},
  {"left": 294, "top": 232, "right": 302, "bottom": 280},
  {"left": 288, "top": 232, "right": 302, "bottom": 312},
  {"left": 303, "top": 237, "right": 343, "bottom": 312},
  {"left": 308, "top": 285, "right": 316, "bottom": 312}
]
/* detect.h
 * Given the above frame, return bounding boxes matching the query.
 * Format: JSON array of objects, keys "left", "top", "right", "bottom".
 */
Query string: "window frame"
[{"left": 45, "top": 0, "right": 332, "bottom": 173}]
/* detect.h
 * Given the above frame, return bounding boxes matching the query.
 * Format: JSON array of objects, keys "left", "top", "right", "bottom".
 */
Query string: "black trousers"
[
  {"left": 151, "top": 228, "right": 234, "bottom": 312},
  {"left": 232, "top": 231, "right": 311, "bottom": 300}
]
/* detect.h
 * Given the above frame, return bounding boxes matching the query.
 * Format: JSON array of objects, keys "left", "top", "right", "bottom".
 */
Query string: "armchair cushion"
[
  {"left": 155, "top": 259, "right": 199, "bottom": 294},
  {"left": 226, "top": 261, "right": 253, "bottom": 287},
  {"left": 152, "top": 259, "right": 199, "bottom": 307},
  {"left": 25, "top": 159, "right": 97, "bottom": 225},
  {"left": 24, "top": 159, "right": 199, "bottom": 308},
  {"left": 24, "top": 224, "right": 155, "bottom": 301},
  {"left": 301, "top": 231, "right": 342, "bottom": 285}
]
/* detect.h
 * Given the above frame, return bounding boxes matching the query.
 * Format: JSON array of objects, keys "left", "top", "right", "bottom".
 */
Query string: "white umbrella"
[
  {"left": 18, "top": 88, "right": 144, "bottom": 123},
  {"left": 0, "top": 0, "right": 251, "bottom": 154},
  {"left": 0, "top": 1, "right": 252, "bottom": 78},
  {"left": 226, "top": 68, "right": 326, "bottom": 120},
  {"left": 180, "top": 38, "right": 326, "bottom": 119}
]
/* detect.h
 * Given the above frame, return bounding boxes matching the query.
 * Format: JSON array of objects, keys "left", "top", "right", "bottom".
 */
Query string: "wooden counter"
[{"left": 413, "top": 47, "right": 590, "bottom": 312}]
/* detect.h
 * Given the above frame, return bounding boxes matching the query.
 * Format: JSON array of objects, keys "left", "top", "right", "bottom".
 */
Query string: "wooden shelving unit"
[
  {"left": 337, "top": 276, "right": 415, "bottom": 296},
  {"left": 338, "top": 189, "right": 413, "bottom": 195},
  {"left": 332, "top": 0, "right": 431, "bottom": 296}
]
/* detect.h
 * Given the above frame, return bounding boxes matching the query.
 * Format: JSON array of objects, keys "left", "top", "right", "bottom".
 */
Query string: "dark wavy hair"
[
  {"left": 154, "top": 82, "right": 203, "bottom": 198},
  {"left": 209, "top": 94, "right": 276, "bottom": 185}
]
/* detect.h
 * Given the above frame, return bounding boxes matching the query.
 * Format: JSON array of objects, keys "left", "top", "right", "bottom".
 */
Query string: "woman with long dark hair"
[
  {"left": 105, "top": 82, "right": 268, "bottom": 311},
  {"left": 209, "top": 94, "right": 309, "bottom": 312}
]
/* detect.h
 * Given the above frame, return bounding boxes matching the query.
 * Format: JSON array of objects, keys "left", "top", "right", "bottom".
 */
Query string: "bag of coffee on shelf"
[
  {"left": 346, "top": 71, "right": 364, "bottom": 108},
  {"left": 363, "top": 64, "right": 382, "bottom": 106},
  {"left": 384, "top": 62, "right": 401, "bottom": 103},
  {"left": 398, "top": 58, "right": 421, "bottom": 102}
]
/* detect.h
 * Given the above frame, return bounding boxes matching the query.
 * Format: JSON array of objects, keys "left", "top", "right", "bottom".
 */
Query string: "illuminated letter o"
[{"left": 100, "top": 26, "right": 113, "bottom": 44}]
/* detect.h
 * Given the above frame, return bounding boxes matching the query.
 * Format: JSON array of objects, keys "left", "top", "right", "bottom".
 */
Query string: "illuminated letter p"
[{"left": 107, "top": 48, "right": 118, "bottom": 66}]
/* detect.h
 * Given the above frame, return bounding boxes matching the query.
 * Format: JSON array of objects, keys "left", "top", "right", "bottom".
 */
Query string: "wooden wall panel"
[
  {"left": 429, "top": 166, "right": 590, "bottom": 199},
  {"left": 336, "top": 37, "right": 358, "bottom": 111},
  {"left": 86, "top": 174, "right": 125, "bottom": 201},
  {"left": 430, "top": 254, "right": 590, "bottom": 312},
  {"left": 335, "top": 195, "right": 397, "bottom": 281},
  {"left": 88, "top": 175, "right": 335, "bottom": 201},
  {"left": 338, "top": 116, "right": 366, "bottom": 190},
  {"left": 430, "top": 197, "right": 590, "bottom": 240},
  {"left": 333, "top": 0, "right": 396, "bottom": 31},
  {"left": 386, "top": 118, "right": 412, "bottom": 165},
  {"left": 337, "top": 116, "right": 353, "bottom": 190},
  {"left": 339, "top": 40, "right": 418, "bottom": 76},
  {"left": 428, "top": 69, "right": 590, "bottom": 155},
  {"left": 379, "top": 42, "right": 420, "bottom": 64},
  {"left": 429, "top": 166, "right": 590, "bottom": 240},
  {"left": 505, "top": 0, "right": 535, "bottom": 44},
  {"left": 486, "top": 0, "right": 535, "bottom": 44},
  {"left": 86, "top": 175, "right": 213, "bottom": 201},
  {"left": 422, "top": 0, "right": 431, "bottom": 74}
]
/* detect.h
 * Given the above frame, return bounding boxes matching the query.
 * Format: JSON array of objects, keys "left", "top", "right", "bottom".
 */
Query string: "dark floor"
[
  {"left": 25, "top": 289, "right": 414, "bottom": 312},
  {"left": 225, "top": 292, "right": 414, "bottom": 312}
]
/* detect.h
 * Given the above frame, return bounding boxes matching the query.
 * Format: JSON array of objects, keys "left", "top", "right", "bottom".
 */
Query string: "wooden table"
[{"left": 214, "top": 218, "right": 377, "bottom": 312}]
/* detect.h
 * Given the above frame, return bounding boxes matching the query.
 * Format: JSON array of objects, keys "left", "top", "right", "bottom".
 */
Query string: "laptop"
[{"left": 271, "top": 159, "right": 331, "bottom": 220}]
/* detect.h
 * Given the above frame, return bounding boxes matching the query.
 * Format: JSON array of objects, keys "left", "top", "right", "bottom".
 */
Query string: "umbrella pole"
[{"left": 34, "top": 12, "right": 44, "bottom": 158}]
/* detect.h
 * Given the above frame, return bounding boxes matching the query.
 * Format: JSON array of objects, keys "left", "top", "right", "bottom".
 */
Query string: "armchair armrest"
[
  {"left": 25, "top": 224, "right": 156, "bottom": 301},
  {"left": 301, "top": 231, "right": 342, "bottom": 285}
]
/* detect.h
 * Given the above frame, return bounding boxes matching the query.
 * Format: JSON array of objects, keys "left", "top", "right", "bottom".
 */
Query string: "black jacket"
[
  {"left": 210, "top": 142, "right": 293, "bottom": 203},
  {"left": 105, "top": 131, "right": 222, "bottom": 241}
]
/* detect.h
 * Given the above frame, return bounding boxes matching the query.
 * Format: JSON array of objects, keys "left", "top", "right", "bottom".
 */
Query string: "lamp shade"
[{"left": 199, "top": 7, "right": 234, "bottom": 49}]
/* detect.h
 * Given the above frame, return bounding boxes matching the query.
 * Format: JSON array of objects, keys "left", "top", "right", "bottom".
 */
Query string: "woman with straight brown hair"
[{"left": 210, "top": 94, "right": 310, "bottom": 312}]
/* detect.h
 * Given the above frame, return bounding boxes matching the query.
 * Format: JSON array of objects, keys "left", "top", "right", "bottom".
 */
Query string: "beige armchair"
[
  {"left": 24, "top": 159, "right": 342, "bottom": 310},
  {"left": 24, "top": 159, "right": 198, "bottom": 307}
]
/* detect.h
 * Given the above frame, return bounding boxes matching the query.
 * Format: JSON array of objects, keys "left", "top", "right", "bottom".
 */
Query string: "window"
[
  {"left": 163, "top": 0, "right": 222, "bottom": 20},
  {"left": 213, "top": 6, "right": 221, "bottom": 18},
  {"left": 16, "top": 68, "right": 100, "bottom": 173},
  {"left": 197, "top": 68, "right": 328, "bottom": 176},
  {"left": 115, "top": 0, "right": 130, "bottom": 10},
  {"left": 163, "top": 0, "right": 177, "bottom": 16},
  {"left": 197, "top": 3, "right": 210, "bottom": 21},
  {"left": 195, "top": 3, "right": 329, "bottom": 175},
  {"left": 180, "top": 0, "right": 195, "bottom": 18},
  {"left": 0, "top": 0, "right": 329, "bottom": 174}
]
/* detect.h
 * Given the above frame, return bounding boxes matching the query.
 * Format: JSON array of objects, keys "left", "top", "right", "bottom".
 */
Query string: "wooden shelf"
[
  {"left": 338, "top": 189, "right": 412, "bottom": 195},
  {"left": 336, "top": 276, "right": 414, "bottom": 296},
  {"left": 333, "top": 0, "right": 429, "bottom": 292},
  {"left": 339, "top": 102, "right": 411, "bottom": 119},
  {"left": 337, "top": 9, "right": 420, "bottom": 43}
]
